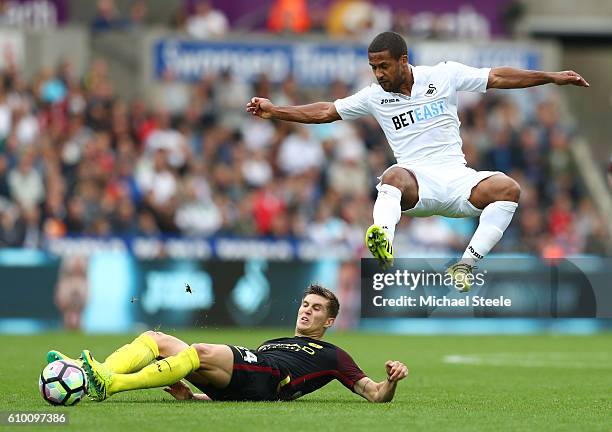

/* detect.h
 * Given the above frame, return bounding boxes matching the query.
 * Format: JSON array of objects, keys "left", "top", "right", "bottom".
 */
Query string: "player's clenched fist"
[
  {"left": 385, "top": 360, "right": 409, "bottom": 382},
  {"left": 246, "top": 97, "right": 274, "bottom": 119}
]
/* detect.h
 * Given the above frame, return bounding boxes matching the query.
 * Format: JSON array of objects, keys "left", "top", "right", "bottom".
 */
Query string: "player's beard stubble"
[{"left": 384, "top": 65, "right": 406, "bottom": 93}]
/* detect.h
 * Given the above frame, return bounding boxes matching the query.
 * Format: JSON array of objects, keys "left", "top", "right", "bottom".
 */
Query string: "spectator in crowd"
[
  {"left": 0, "top": 82, "right": 12, "bottom": 142},
  {"left": 267, "top": 0, "right": 310, "bottom": 34},
  {"left": 129, "top": 0, "right": 149, "bottom": 31},
  {"left": 242, "top": 148, "right": 273, "bottom": 188},
  {"left": 252, "top": 181, "right": 285, "bottom": 236},
  {"left": 54, "top": 256, "right": 89, "bottom": 330},
  {"left": 111, "top": 197, "right": 139, "bottom": 235},
  {"left": 334, "top": 261, "right": 361, "bottom": 330},
  {"left": 21, "top": 206, "right": 42, "bottom": 248},
  {"left": 91, "top": 0, "right": 129, "bottom": 32},
  {"left": 137, "top": 210, "right": 161, "bottom": 236},
  {"left": 143, "top": 107, "right": 189, "bottom": 169},
  {"left": 150, "top": 71, "right": 191, "bottom": 116},
  {"left": 175, "top": 176, "right": 222, "bottom": 235},
  {"left": 185, "top": 0, "right": 228, "bottom": 39},
  {"left": 0, "top": 198, "right": 24, "bottom": 246},
  {"left": 0, "top": 153, "right": 10, "bottom": 197},
  {"left": 8, "top": 148, "right": 44, "bottom": 210},
  {"left": 277, "top": 125, "right": 324, "bottom": 176},
  {"left": 216, "top": 70, "right": 251, "bottom": 131},
  {"left": 137, "top": 148, "right": 178, "bottom": 232},
  {"left": 327, "top": 0, "right": 391, "bottom": 42}
]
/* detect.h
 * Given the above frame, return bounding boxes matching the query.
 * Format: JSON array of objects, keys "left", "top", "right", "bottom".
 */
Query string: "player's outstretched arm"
[
  {"left": 246, "top": 97, "right": 341, "bottom": 124},
  {"left": 487, "top": 67, "right": 589, "bottom": 89},
  {"left": 354, "top": 360, "right": 409, "bottom": 403},
  {"left": 163, "top": 380, "right": 212, "bottom": 402}
]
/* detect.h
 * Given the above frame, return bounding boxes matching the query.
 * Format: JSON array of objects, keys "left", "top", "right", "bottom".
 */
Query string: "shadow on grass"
[{"left": 93, "top": 397, "right": 399, "bottom": 406}]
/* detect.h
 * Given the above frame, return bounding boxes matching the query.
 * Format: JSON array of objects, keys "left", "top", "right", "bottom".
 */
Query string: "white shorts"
[{"left": 377, "top": 163, "right": 501, "bottom": 218}]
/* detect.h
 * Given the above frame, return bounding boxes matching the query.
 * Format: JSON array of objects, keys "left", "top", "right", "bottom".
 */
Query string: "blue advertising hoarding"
[
  {"left": 153, "top": 39, "right": 543, "bottom": 86},
  {"left": 1, "top": 246, "right": 611, "bottom": 334},
  {"left": 154, "top": 39, "right": 369, "bottom": 85}
]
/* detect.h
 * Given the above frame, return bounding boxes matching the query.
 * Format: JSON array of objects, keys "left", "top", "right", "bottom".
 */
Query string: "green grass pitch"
[{"left": 0, "top": 329, "right": 610, "bottom": 432}]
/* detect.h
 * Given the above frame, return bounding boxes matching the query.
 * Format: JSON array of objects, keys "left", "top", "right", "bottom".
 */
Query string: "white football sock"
[
  {"left": 462, "top": 200, "right": 518, "bottom": 265},
  {"left": 373, "top": 184, "right": 402, "bottom": 243}
]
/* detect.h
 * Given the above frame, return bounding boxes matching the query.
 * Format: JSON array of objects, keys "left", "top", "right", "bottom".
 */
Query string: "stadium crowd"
[
  {"left": 0, "top": 54, "right": 608, "bottom": 258},
  {"left": 84, "top": 0, "right": 497, "bottom": 41},
  {"left": 0, "top": 0, "right": 609, "bottom": 257}
]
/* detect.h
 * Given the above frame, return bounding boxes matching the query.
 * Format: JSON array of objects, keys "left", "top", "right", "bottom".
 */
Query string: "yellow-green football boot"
[
  {"left": 81, "top": 350, "right": 113, "bottom": 402},
  {"left": 46, "top": 350, "right": 83, "bottom": 367},
  {"left": 446, "top": 262, "right": 475, "bottom": 293},
  {"left": 365, "top": 224, "right": 394, "bottom": 270}
]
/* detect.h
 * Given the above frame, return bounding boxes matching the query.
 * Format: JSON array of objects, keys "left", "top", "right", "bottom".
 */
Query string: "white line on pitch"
[{"left": 442, "top": 353, "right": 612, "bottom": 369}]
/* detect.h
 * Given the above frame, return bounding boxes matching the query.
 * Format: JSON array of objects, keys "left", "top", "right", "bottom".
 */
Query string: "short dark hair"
[
  {"left": 368, "top": 32, "right": 407, "bottom": 60},
  {"left": 302, "top": 284, "right": 340, "bottom": 318}
]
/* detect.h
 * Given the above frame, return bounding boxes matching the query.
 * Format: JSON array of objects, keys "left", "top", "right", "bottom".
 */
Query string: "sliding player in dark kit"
[{"left": 48, "top": 284, "right": 408, "bottom": 402}]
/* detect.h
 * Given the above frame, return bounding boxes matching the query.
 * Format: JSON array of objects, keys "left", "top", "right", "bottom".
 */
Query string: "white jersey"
[{"left": 334, "top": 61, "right": 490, "bottom": 166}]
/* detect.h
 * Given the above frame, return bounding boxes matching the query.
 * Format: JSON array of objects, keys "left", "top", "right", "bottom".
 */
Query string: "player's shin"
[
  {"left": 373, "top": 184, "right": 402, "bottom": 243},
  {"left": 109, "top": 346, "right": 200, "bottom": 396},
  {"left": 103, "top": 332, "right": 160, "bottom": 374},
  {"left": 462, "top": 200, "right": 518, "bottom": 264}
]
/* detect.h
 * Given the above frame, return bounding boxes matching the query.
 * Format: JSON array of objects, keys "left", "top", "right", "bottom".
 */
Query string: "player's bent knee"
[
  {"left": 501, "top": 177, "right": 521, "bottom": 202},
  {"left": 381, "top": 168, "right": 417, "bottom": 194},
  {"left": 144, "top": 331, "right": 188, "bottom": 358},
  {"left": 382, "top": 168, "right": 407, "bottom": 188},
  {"left": 143, "top": 330, "right": 164, "bottom": 342}
]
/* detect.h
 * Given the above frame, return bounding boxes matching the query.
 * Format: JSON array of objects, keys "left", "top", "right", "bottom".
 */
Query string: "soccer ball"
[{"left": 39, "top": 360, "right": 88, "bottom": 406}]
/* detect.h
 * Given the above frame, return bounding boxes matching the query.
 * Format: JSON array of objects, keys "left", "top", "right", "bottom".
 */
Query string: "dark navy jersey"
[{"left": 255, "top": 336, "right": 366, "bottom": 400}]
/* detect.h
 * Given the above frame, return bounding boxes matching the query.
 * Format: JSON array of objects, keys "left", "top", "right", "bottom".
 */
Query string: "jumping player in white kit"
[{"left": 246, "top": 32, "right": 589, "bottom": 291}]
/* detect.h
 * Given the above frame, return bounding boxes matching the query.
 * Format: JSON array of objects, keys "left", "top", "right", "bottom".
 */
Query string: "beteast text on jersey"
[{"left": 391, "top": 99, "right": 446, "bottom": 131}]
